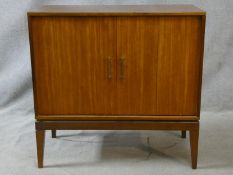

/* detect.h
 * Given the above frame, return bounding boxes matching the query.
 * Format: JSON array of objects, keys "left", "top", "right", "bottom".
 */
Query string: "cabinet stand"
[{"left": 36, "top": 120, "right": 199, "bottom": 169}]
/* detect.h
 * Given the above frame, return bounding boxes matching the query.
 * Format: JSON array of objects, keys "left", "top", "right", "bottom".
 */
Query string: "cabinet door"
[
  {"left": 116, "top": 16, "right": 202, "bottom": 115},
  {"left": 116, "top": 17, "right": 159, "bottom": 114},
  {"left": 156, "top": 17, "right": 202, "bottom": 115},
  {"left": 30, "top": 17, "right": 116, "bottom": 115}
]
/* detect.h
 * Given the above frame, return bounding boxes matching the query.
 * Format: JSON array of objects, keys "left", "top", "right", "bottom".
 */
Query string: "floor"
[{"left": 0, "top": 110, "right": 233, "bottom": 175}]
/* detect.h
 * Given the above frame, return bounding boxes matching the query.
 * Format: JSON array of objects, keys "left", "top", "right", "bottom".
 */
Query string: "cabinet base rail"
[{"left": 35, "top": 121, "right": 199, "bottom": 169}]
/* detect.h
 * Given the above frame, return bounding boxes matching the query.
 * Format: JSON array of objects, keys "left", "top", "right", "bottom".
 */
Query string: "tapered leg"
[
  {"left": 189, "top": 125, "right": 199, "bottom": 169},
  {"left": 36, "top": 130, "right": 45, "bottom": 168},
  {"left": 51, "top": 130, "right": 56, "bottom": 138},
  {"left": 181, "top": 130, "right": 186, "bottom": 138}
]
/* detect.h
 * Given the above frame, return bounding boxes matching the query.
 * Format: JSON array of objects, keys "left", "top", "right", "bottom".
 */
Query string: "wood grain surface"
[
  {"left": 116, "top": 16, "right": 202, "bottom": 115},
  {"left": 29, "top": 5, "right": 205, "bottom": 169},
  {"left": 28, "top": 10, "right": 205, "bottom": 119},
  {"left": 29, "top": 8, "right": 205, "bottom": 120},
  {"left": 30, "top": 17, "right": 116, "bottom": 114},
  {"left": 156, "top": 16, "right": 202, "bottom": 115}
]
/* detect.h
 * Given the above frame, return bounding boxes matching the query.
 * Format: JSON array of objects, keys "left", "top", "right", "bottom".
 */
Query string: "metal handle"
[
  {"left": 107, "top": 57, "right": 113, "bottom": 79},
  {"left": 119, "top": 57, "right": 125, "bottom": 79}
]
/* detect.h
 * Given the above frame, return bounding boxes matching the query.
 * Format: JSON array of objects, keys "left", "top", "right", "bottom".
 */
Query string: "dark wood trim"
[
  {"left": 36, "top": 130, "right": 45, "bottom": 168},
  {"left": 189, "top": 122, "right": 199, "bottom": 169},
  {"left": 36, "top": 115, "right": 199, "bottom": 121},
  {"left": 51, "top": 130, "right": 56, "bottom": 138},
  {"left": 27, "top": 15, "right": 38, "bottom": 115},
  {"left": 181, "top": 130, "right": 186, "bottom": 138},
  {"left": 36, "top": 121, "right": 199, "bottom": 131},
  {"left": 197, "top": 15, "right": 206, "bottom": 118}
]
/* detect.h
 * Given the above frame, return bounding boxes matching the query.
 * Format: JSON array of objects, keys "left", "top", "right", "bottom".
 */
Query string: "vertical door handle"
[
  {"left": 119, "top": 57, "right": 125, "bottom": 79},
  {"left": 107, "top": 57, "right": 113, "bottom": 79}
]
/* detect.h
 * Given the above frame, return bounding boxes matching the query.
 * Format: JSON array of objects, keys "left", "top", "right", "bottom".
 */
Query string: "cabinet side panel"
[
  {"left": 197, "top": 15, "right": 206, "bottom": 117},
  {"left": 30, "top": 17, "right": 116, "bottom": 115},
  {"left": 157, "top": 16, "right": 202, "bottom": 115}
]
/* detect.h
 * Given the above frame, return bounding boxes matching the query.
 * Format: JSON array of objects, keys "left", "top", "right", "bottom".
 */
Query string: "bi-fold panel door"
[
  {"left": 31, "top": 16, "right": 202, "bottom": 116},
  {"left": 115, "top": 17, "right": 159, "bottom": 115},
  {"left": 116, "top": 16, "right": 202, "bottom": 115},
  {"left": 30, "top": 17, "right": 116, "bottom": 115}
]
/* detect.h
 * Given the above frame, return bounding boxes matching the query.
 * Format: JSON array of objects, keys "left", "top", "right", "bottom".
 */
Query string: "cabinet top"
[{"left": 28, "top": 5, "right": 205, "bottom": 16}]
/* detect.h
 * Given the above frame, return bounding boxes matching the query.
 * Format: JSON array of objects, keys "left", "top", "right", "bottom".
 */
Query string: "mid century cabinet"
[{"left": 28, "top": 5, "right": 206, "bottom": 169}]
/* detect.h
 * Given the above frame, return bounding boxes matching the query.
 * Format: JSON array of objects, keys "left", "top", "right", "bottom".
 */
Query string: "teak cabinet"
[{"left": 28, "top": 5, "right": 206, "bottom": 169}]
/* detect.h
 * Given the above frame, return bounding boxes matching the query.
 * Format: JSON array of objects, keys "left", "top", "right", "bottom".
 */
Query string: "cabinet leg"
[
  {"left": 36, "top": 130, "right": 45, "bottom": 168},
  {"left": 51, "top": 130, "right": 56, "bottom": 138},
  {"left": 181, "top": 130, "right": 186, "bottom": 138},
  {"left": 189, "top": 126, "right": 199, "bottom": 169}
]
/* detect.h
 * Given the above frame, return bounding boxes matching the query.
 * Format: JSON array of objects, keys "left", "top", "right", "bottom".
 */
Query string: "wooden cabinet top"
[{"left": 28, "top": 5, "right": 205, "bottom": 16}]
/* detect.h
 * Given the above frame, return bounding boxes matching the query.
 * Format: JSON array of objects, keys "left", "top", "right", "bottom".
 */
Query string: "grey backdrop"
[{"left": 1, "top": 1, "right": 233, "bottom": 175}]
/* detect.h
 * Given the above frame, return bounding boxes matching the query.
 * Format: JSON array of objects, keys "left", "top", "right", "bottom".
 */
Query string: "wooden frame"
[
  {"left": 36, "top": 115, "right": 199, "bottom": 121},
  {"left": 36, "top": 121, "right": 199, "bottom": 169},
  {"left": 28, "top": 5, "right": 206, "bottom": 118},
  {"left": 28, "top": 5, "right": 206, "bottom": 169}
]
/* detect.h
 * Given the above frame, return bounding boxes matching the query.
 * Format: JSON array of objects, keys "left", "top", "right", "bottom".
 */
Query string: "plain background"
[{"left": 0, "top": 0, "right": 233, "bottom": 175}]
